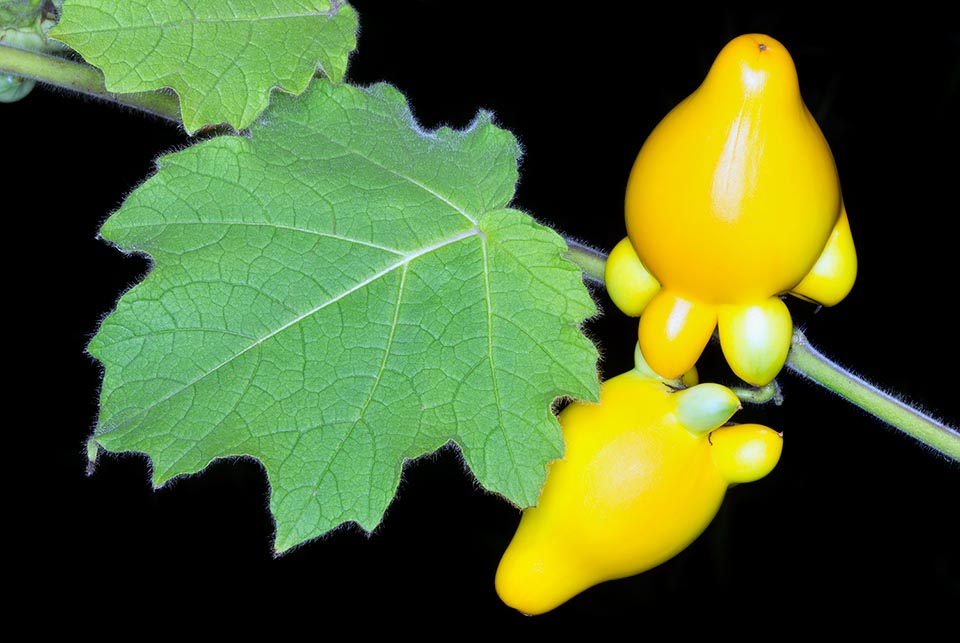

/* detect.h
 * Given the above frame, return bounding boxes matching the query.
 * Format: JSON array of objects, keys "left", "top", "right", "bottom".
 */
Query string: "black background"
[{"left": 12, "top": 1, "right": 958, "bottom": 630}]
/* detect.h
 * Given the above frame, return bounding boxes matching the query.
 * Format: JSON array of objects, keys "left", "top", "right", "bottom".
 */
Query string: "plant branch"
[
  {"left": 0, "top": 42, "right": 181, "bottom": 124},
  {"left": 565, "top": 236, "right": 960, "bottom": 461},
  {"left": 785, "top": 329, "right": 960, "bottom": 461},
  {"left": 563, "top": 239, "right": 606, "bottom": 284}
]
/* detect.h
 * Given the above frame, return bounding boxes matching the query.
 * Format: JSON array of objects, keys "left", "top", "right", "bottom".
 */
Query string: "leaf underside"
[
  {"left": 89, "top": 80, "right": 600, "bottom": 552},
  {"left": 49, "top": 0, "right": 359, "bottom": 133}
]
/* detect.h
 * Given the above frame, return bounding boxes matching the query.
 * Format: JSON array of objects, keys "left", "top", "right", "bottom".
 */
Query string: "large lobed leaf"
[
  {"left": 88, "top": 80, "right": 600, "bottom": 552},
  {"left": 49, "top": 0, "right": 358, "bottom": 133}
]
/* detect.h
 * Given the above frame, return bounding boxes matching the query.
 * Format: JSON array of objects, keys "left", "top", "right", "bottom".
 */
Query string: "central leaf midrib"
[{"left": 101, "top": 228, "right": 481, "bottom": 436}]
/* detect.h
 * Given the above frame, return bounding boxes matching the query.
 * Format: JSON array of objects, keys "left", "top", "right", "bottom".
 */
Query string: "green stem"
[
  {"left": 564, "top": 239, "right": 607, "bottom": 284},
  {"left": 566, "top": 237, "right": 960, "bottom": 461},
  {"left": 785, "top": 329, "right": 960, "bottom": 461},
  {"left": 731, "top": 381, "right": 783, "bottom": 406},
  {"left": 0, "top": 42, "right": 181, "bottom": 124}
]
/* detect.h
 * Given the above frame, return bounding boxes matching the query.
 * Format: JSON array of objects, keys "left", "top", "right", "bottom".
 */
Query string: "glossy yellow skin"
[
  {"left": 495, "top": 367, "right": 782, "bottom": 616},
  {"left": 610, "top": 34, "right": 857, "bottom": 385}
]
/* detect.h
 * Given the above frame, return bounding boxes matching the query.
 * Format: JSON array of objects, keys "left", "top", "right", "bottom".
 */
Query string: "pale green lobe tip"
[
  {"left": 633, "top": 341, "right": 691, "bottom": 386},
  {"left": 632, "top": 342, "right": 660, "bottom": 379},
  {"left": 675, "top": 383, "right": 741, "bottom": 433},
  {"left": 718, "top": 297, "right": 792, "bottom": 386}
]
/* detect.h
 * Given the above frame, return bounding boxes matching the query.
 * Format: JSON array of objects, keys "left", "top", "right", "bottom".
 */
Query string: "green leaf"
[
  {"left": 48, "top": 0, "right": 358, "bottom": 133},
  {"left": 89, "top": 80, "right": 600, "bottom": 552}
]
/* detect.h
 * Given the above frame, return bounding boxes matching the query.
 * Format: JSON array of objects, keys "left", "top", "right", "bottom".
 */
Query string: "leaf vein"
[
  {"left": 103, "top": 228, "right": 480, "bottom": 435},
  {"left": 116, "top": 220, "right": 405, "bottom": 255},
  {"left": 312, "top": 262, "right": 409, "bottom": 510},
  {"left": 318, "top": 132, "right": 478, "bottom": 227},
  {"left": 481, "top": 234, "right": 522, "bottom": 492}
]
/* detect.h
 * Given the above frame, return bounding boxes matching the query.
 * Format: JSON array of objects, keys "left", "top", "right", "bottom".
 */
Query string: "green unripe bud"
[{"left": 0, "top": 73, "right": 34, "bottom": 102}]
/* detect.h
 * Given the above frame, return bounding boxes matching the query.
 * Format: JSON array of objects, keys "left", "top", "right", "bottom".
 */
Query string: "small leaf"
[
  {"left": 89, "top": 80, "right": 600, "bottom": 552},
  {"left": 49, "top": 0, "right": 358, "bottom": 133}
]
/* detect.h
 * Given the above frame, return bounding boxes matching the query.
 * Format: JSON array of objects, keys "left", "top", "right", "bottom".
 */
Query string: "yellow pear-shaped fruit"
[
  {"left": 494, "top": 369, "right": 782, "bottom": 615},
  {"left": 625, "top": 33, "right": 842, "bottom": 303},
  {"left": 615, "top": 34, "right": 856, "bottom": 386}
]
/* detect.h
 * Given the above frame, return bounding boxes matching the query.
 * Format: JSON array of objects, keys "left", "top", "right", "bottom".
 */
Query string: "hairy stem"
[
  {"left": 563, "top": 239, "right": 607, "bottom": 284},
  {"left": 731, "top": 380, "right": 784, "bottom": 406},
  {"left": 0, "top": 43, "right": 181, "bottom": 124},
  {"left": 568, "top": 238, "right": 960, "bottom": 461},
  {"left": 785, "top": 329, "right": 959, "bottom": 460}
]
